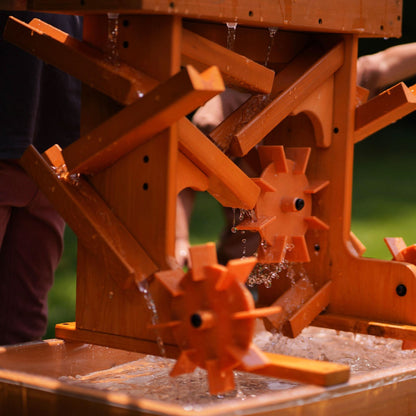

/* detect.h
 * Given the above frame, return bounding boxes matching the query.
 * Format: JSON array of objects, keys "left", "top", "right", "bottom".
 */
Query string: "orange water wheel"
[
  {"left": 153, "top": 243, "right": 281, "bottom": 394},
  {"left": 238, "top": 145, "right": 329, "bottom": 264}
]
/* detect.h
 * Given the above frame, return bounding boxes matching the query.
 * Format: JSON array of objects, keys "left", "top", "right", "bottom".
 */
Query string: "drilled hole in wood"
[
  {"left": 123, "top": 41, "right": 129, "bottom": 48},
  {"left": 143, "top": 183, "right": 149, "bottom": 191},
  {"left": 396, "top": 284, "right": 407, "bottom": 297},
  {"left": 169, "top": 2, "right": 175, "bottom": 8},
  {"left": 248, "top": 10, "right": 254, "bottom": 17},
  {"left": 333, "top": 127, "right": 339, "bottom": 134},
  {"left": 143, "top": 155, "right": 149, "bottom": 163},
  {"left": 318, "top": 18, "right": 323, "bottom": 24},
  {"left": 123, "top": 19, "right": 129, "bottom": 27}
]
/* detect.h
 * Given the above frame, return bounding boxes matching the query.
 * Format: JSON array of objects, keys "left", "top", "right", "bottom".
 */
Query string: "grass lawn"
[{"left": 45, "top": 117, "right": 416, "bottom": 339}]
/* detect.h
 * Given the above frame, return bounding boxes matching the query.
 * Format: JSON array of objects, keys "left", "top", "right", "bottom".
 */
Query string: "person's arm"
[{"left": 357, "top": 43, "right": 416, "bottom": 97}]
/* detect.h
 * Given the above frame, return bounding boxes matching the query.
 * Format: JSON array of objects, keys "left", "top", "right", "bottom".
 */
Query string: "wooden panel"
[
  {"left": 20, "top": 145, "right": 158, "bottom": 288},
  {"left": 75, "top": 15, "right": 182, "bottom": 343},
  {"left": 182, "top": 28, "right": 274, "bottom": 93},
  {"left": 14, "top": 0, "right": 403, "bottom": 37},
  {"left": 63, "top": 65, "right": 224, "bottom": 175},
  {"left": 3, "top": 16, "right": 159, "bottom": 106},
  {"left": 183, "top": 21, "right": 310, "bottom": 67}
]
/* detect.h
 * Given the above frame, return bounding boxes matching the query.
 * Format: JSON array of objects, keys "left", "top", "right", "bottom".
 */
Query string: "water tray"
[{"left": 2, "top": 328, "right": 416, "bottom": 416}]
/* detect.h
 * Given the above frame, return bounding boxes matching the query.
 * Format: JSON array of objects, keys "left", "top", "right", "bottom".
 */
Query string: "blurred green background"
[{"left": 45, "top": 0, "right": 416, "bottom": 339}]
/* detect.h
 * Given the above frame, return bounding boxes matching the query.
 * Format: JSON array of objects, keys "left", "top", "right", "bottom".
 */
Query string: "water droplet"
[
  {"left": 226, "top": 22, "right": 238, "bottom": 50},
  {"left": 106, "top": 13, "right": 120, "bottom": 67}
]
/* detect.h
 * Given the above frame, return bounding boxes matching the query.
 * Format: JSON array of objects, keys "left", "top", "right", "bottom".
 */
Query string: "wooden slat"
[
  {"left": 313, "top": 313, "right": 416, "bottom": 342},
  {"left": 354, "top": 82, "right": 416, "bottom": 143},
  {"left": 263, "top": 276, "right": 316, "bottom": 333},
  {"left": 63, "top": 65, "right": 224, "bottom": 175},
  {"left": 55, "top": 322, "right": 179, "bottom": 358},
  {"left": 177, "top": 118, "right": 260, "bottom": 209},
  {"left": 355, "top": 85, "right": 370, "bottom": 107},
  {"left": 182, "top": 28, "right": 274, "bottom": 93},
  {"left": 285, "top": 281, "right": 332, "bottom": 338},
  {"left": 20, "top": 145, "right": 158, "bottom": 288},
  {"left": 250, "top": 351, "right": 350, "bottom": 386},
  {"left": 3, "top": 17, "right": 159, "bottom": 106},
  {"left": 14, "top": 0, "right": 402, "bottom": 37},
  {"left": 210, "top": 41, "right": 344, "bottom": 155}
]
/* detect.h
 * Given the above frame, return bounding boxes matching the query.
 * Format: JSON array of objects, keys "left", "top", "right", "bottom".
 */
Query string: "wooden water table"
[{"left": 2, "top": 0, "right": 416, "bottom": 414}]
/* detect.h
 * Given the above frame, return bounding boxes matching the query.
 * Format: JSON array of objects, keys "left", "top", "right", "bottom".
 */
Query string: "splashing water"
[
  {"left": 60, "top": 323, "right": 416, "bottom": 407},
  {"left": 137, "top": 280, "right": 166, "bottom": 357},
  {"left": 264, "top": 27, "right": 278, "bottom": 67},
  {"left": 106, "top": 13, "right": 120, "bottom": 66},
  {"left": 51, "top": 164, "right": 80, "bottom": 186},
  {"left": 247, "top": 260, "right": 289, "bottom": 288},
  {"left": 226, "top": 22, "right": 238, "bottom": 50},
  {"left": 247, "top": 242, "right": 299, "bottom": 288}
]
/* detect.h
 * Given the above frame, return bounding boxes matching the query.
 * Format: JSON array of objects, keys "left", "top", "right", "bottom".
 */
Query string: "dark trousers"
[{"left": 0, "top": 161, "right": 64, "bottom": 345}]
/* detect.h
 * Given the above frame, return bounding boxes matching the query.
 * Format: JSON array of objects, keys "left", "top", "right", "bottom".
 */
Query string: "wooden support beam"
[
  {"left": 248, "top": 351, "right": 350, "bottom": 386},
  {"left": 55, "top": 322, "right": 179, "bottom": 358},
  {"left": 181, "top": 28, "right": 274, "bottom": 94},
  {"left": 3, "top": 17, "right": 159, "bottom": 106},
  {"left": 210, "top": 41, "right": 344, "bottom": 156},
  {"left": 313, "top": 313, "right": 416, "bottom": 342},
  {"left": 178, "top": 118, "right": 260, "bottom": 209},
  {"left": 63, "top": 65, "right": 224, "bottom": 175},
  {"left": 20, "top": 145, "right": 158, "bottom": 288},
  {"left": 354, "top": 82, "right": 416, "bottom": 143}
]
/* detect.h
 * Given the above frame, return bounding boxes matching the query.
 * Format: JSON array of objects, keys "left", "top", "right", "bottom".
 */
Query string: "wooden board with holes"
[{"left": 0, "top": 0, "right": 402, "bottom": 37}]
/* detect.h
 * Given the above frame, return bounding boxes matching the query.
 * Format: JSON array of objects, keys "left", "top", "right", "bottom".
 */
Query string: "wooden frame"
[{"left": 3, "top": 0, "right": 416, "bottom": 410}]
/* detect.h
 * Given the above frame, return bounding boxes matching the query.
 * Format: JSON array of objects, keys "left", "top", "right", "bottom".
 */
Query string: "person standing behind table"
[{"left": 0, "top": 11, "right": 82, "bottom": 345}]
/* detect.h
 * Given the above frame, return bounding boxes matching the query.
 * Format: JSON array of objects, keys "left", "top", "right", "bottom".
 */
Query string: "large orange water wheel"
[{"left": 153, "top": 243, "right": 281, "bottom": 394}]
